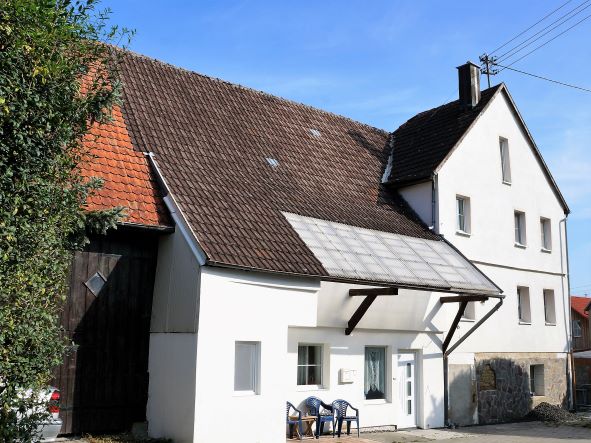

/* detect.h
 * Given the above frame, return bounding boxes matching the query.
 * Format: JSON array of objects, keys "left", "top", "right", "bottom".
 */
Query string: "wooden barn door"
[{"left": 53, "top": 230, "right": 159, "bottom": 434}]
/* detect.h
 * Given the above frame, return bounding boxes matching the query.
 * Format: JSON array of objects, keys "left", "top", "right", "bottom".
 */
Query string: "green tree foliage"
[{"left": 0, "top": 1, "right": 130, "bottom": 439}]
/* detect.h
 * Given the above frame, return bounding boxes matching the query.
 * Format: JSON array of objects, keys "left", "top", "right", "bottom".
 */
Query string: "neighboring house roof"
[
  {"left": 79, "top": 104, "right": 170, "bottom": 228},
  {"left": 385, "top": 84, "right": 569, "bottom": 214},
  {"left": 571, "top": 295, "right": 590, "bottom": 318},
  {"left": 111, "top": 51, "right": 500, "bottom": 293}
]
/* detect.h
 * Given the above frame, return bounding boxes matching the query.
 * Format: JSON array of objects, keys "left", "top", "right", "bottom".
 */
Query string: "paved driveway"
[{"left": 293, "top": 421, "right": 591, "bottom": 443}]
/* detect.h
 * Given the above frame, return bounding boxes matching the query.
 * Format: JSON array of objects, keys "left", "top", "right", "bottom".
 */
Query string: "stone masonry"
[{"left": 475, "top": 353, "right": 568, "bottom": 424}]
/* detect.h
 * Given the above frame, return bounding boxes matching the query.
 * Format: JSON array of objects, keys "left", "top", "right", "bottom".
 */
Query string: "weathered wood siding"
[
  {"left": 573, "top": 310, "right": 591, "bottom": 351},
  {"left": 53, "top": 229, "right": 159, "bottom": 434}
]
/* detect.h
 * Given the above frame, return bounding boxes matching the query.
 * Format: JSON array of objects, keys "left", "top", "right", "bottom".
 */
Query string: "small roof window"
[
  {"left": 265, "top": 157, "right": 279, "bottom": 168},
  {"left": 309, "top": 128, "right": 321, "bottom": 137}
]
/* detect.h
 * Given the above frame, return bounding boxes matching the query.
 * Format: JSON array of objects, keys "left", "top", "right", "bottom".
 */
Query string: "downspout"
[
  {"left": 559, "top": 216, "right": 574, "bottom": 409},
  {"left": 431, "top": 174, "right": 439, "bottom": 233},
  {"left": 443, "top": 294, "right": 505, "bottom": 425}
]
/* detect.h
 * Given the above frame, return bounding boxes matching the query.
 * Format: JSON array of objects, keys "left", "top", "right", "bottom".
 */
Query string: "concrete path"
[{"left": 291, "top": 421, "right": 591, "bottom": 443}]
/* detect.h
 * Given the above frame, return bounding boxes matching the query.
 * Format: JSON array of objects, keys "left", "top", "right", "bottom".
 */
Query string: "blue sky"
[{"left": 102, "top": 0, "right": 590, "bottom": 292}]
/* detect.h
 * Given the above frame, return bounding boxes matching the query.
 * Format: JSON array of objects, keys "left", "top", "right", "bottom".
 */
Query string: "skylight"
[{"left": 265, "top": 157, "right": 279, "bottom": 168}]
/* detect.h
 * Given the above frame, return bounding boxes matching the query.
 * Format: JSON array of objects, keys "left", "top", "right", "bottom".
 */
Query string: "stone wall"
[{"left": 474, "top": 353, "right": 568, "bottom": 424}]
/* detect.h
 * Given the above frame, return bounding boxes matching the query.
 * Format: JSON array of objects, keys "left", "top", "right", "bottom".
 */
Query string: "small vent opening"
[
  {"left": 84, "top": 271, "right": 106, "bottom": 296},
  {"left": 309, "top": 128, "right": 321, "bottom": 137},
  {"left": 265, "top": 157, "right": 279, "bottom": 168}
]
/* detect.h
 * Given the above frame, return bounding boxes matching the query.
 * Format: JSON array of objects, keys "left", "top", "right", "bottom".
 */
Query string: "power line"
[
  {"left": 495, "top": 63, "right": 591, "bottom": 93},
  {"left": 498, "top": 11, "right": 591, "bottom": 69},
  {"left": 489, "top": 0, "right": 575, "bottom": 55},
  {"left": 497, "top": 0, "right": 591, "bottom": 63},
  {"left": 572, "top": 283, "right": 591, "bottom": 289}
]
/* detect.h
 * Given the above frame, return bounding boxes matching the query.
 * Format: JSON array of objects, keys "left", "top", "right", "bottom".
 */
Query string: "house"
[
  {"left": 571, "top": 295, "right": 591, "bottom": 407},
  {"left": 57, "top": 53, "right": 572, "bottom": 442}
]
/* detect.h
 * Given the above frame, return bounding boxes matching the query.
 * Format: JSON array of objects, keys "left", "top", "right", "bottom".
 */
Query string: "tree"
[{"left": 0, "top": 1, "right": 129, "bottom": 439}]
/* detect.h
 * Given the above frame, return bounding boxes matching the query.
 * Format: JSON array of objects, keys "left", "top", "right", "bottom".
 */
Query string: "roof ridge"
[{"left": 120, "top": 48, "right": 389, "bottom": 136}]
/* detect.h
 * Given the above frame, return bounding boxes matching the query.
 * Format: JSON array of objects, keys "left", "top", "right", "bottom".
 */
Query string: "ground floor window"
[
  {"left": 365, "top": 346, "right": 386, "bottom": 400},
  {"left": 530, "top": 364, "right": 545, "bottom": 396},
  {"left": 234, "top": 341, "right": 260, "bottom": 394},
  {"left": 297, "top": 344, "right": 323, "bottom": 386}
]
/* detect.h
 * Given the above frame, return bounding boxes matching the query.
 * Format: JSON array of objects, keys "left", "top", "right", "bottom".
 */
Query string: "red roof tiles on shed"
[
  {"left": 572, "top": 295, "right": 590, "bottom": 318},
  {"left": 79, "top": 104, "right": 170, "bottom": 228}
]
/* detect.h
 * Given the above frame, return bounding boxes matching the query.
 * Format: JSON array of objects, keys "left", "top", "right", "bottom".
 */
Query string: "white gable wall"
[{"left": 434, "top": 90, "right": 569, "bottom": 355}]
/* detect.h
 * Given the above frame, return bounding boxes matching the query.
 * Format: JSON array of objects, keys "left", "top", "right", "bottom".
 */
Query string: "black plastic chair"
[
  {"left": 331, "top": 399, "right": 359, "bottom": 438},
  {"left": 286, "top": 401, "right": 303, "bottom": 440},
  {"left": 305, "top": 396, "right": 333, "bottom": 438}
]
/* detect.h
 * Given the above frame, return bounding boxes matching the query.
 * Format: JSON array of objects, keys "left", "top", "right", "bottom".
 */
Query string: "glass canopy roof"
[{"left": 283, "top": 212, "right": 500, "bottom": 295}]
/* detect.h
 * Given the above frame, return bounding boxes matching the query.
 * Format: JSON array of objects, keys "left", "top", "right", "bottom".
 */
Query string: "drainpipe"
[
  {"left": 431, "top": 174, "right": 439, "bottom": 233},
  {"left": 559, "top": 216, "right": 574, "bottom": 409},
  {"left": 443, "top": 294, "right": 505, "bottom": 425}
]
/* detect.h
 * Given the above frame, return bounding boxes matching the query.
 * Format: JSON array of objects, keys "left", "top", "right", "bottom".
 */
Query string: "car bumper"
[{"left": 39, "top": 418, "right": 62, "bottom": 442}]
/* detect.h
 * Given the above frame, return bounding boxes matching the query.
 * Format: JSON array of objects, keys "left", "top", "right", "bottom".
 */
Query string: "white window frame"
[
  {"left": 296, "top": 344, "right": 324, "bottom": 389},
  {"left": 234, "top": 341, "right": 260, "bottom": 395},
  {"left": 514, "top": 211, "right": 527, "bottom": 247},
  {"left": 543, "top": 289, "right": 556, "bottom": 325},
  {"left": 573, "top": 320, "right": 583, "bottom": 338},
  {"left": 530, "top": 364, "right": 545, "bottom": 396},
  {"left": 456, "top": 195, "right": 471, "bottom": 235},
  {"left": 540, "top": 217, "right": 552, "bottom": 252},
  {"left": 517, "top": 286, "right": 531, "bottom": 324},
  {"left": 500, "top": 137, "right": 511, "bottom": 184},
  {"left": 364, "top": 346, "right": 388, "bottom": 401}
]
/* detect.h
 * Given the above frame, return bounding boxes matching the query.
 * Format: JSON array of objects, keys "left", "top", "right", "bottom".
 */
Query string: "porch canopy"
[{"left": 283, "top": 212, "right": 501, "bottom": 296}]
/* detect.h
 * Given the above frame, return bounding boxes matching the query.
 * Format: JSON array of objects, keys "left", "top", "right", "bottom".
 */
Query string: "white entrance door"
[{"left": 397, "top": 353, "right": 417, "bottom": 428}]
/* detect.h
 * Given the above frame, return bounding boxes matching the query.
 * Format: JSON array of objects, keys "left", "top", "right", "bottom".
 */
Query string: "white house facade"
[{"left": 95, "top": 52, "right": 571, "bottom": 442}]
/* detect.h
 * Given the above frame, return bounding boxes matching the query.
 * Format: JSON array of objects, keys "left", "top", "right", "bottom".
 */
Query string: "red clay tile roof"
[
  {"left": 79, "top": 104, "right": 170, "bottom": 228},
  {"left": 117, "top": 51, "right": 439, "bottom": 277},
  {"left": 572, "top": 296, "right": 590, "bottom": 318},
  {"left": 385, "top": 85, "right": 502, "bottom": 186}
]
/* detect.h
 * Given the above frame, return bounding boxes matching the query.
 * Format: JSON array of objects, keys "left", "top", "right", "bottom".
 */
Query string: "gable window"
[
  {"left": 517, "top": 287, "right": 531, "bottom": 323},
  {"left": 234, "top": 341, "right": 260, "bottom": 394},
  {"left": 543, "top": 290, "right": 556, "bottom": 325},
  {"left": 500, "top": 137, "right": 511, "bottom": 184},
  {"left": 297, "top": 344, "right": 323, "bottom": 386},
  {"left": 540, "top": 218, "right": 552, "bottom": 251},
  {"left": 573, "top": 320, "right": 583, "bottom": 338},
  {"left": 530, "top": 364, "right": 545, "bottom": 396},
  {"left": 456, "top": 196, "right": 471, "bottom": 234},
  {"left": 365, "top": 346, "right": 386, "bottom": 400},
  {"left": 514, "top": 211, "right": 526, "bottom": 246}
]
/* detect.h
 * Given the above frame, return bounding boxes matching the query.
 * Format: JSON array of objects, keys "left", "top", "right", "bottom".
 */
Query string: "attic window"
[
  {"left": 84, "top": 271, "right": 106, "bottom": 296},
  {"left": 309, "top": 128, "right": 321, "bottom": 137},
  {"left": 265, "top": 157, "right": 279, "bottom": 168}
]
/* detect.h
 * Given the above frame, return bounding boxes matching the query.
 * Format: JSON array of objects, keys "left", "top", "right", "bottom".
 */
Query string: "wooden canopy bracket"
[
  {"left": 440, "top": 295, "right": 490, "bottom": 354},
  {"left": 440, "top": 294, "right": 489, "bottom": 304},
  {"left": 345, "top": 287, "right": 398, "bottom": 335}
]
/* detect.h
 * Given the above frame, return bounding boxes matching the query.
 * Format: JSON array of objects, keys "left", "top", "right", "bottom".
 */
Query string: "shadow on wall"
[{"left": 475, "top": 358, "right": 533, "bottom": 424}]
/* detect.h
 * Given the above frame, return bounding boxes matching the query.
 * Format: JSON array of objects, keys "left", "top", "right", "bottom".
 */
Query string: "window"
[
  {"left": 514, "top": 211, "right": 526, "bottom": 246},
  {"left": 297, "top": 344, "right": 323, "bottom": 386},
  {"left": 540, "top": 218, "right": 552, "bottom": 251},
  {"left": 543, "top": 290, "right": 556, "bottom": 325},
  {"left": 573, "top": 320, "right": 583, "bottom": 338},
  {"left": 517, "top": 287, "right": 531, "bottom": 323},
  {"left": 365, "top": 346, "right": 386, "bottom": 400},
  {"left": 530, "top": 364, "right": 545, "bottom": 396},
  {"left": 456, "top": 196, "right": 471, "bottom": 234},
  {"left": 500, "top": 137, "right": 511, "bottom": 184},
  {"left": 462, "top": 302, "right": 476, "bottom": 321},
  {"left": 234, "top": 341, "right": 259, "bottom": 394}
]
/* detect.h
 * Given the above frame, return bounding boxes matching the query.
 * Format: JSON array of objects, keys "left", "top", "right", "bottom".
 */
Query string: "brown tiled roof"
[
  {"left": 79, "top": 104, "right": 170, "bottom": 228},
  {"left": 118, "top": 51, "right": 439, "bottom": 277},
  {"left": 572, "top": 296, "right": 590, "bottom": 318},
  {"left": 386, "top": 85, "right": 502, "bottom": 186}
]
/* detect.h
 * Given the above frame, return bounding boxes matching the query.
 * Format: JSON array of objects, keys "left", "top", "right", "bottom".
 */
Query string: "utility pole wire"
[
  {"left": 495, "top": 63, "right": 591, "bottom": 93},
  {"left": 498, "top": 11, "right": 591, "bottom": 69},
  {"left": 497, "top": 0, "right": 591, "bottom": 62},
  {"left": 489, "top": 0, "right": 575, "bottom": 55}
]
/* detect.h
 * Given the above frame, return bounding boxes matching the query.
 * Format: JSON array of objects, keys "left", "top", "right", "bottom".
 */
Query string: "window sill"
[
  {"left": 460, "top": 317, "right": 476, "bottom": 323},
  {"left": 519, "top": 320, "right": 532, "bottom": 325},
  {"left": 502, "top": 180, "right": 512, "bottom": 186},
  {"left": 364, "top": 398, "right": 388, "bottom": 405},
  {"left": 456, "top": 230, "right": 471, "bottom": 237},
  {"left": 296, "top": 385, "right": 327, "bottom": 392},
  {"left": 233, "top": 390, "right": 258, "bottom": 397},
  {"left": 545, "top": 322, "right": 556, "bottom": 326},
  {"left": 514, "top": 243, "right": 527, "bottom": 249},
  {"left": 541, "top": 248, "right": 552, "bottom": 253}
]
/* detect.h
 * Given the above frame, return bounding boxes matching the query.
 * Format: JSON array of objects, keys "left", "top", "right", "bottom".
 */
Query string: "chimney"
[{"left": 457, "top": 61, "right": 481, "bottom": 108}]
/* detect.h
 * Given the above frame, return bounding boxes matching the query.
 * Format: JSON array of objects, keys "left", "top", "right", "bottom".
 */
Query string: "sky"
[{"left": 101, "top": 0, "right": 590, "bottom": 292}]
